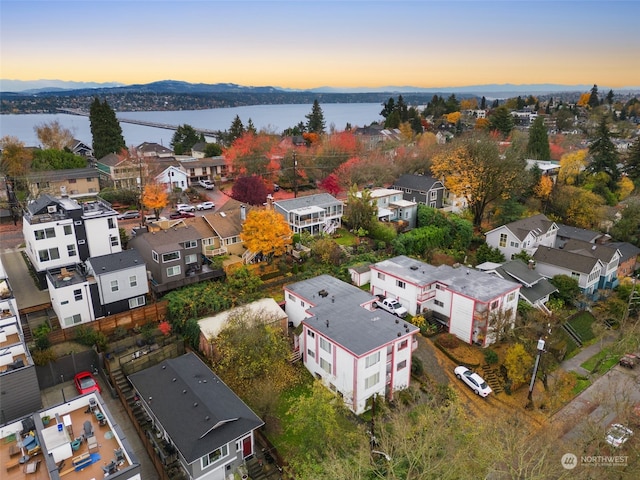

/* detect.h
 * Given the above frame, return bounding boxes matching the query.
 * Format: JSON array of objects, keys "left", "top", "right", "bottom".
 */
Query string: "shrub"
[
  {"left": 437, "top": 333, "right": 460, "bottom": 349},
  {"left": 483, "top": 348, "right": 499, "bottom": 364},
  {"left": 33, "top": 322, "right": 51, "bottom": 350},
  {"left": 32, "top": 348, "right": 57, "bottom": 366},
  {"left": 411, "top": 356, "right": 424, "bottom": 377}
]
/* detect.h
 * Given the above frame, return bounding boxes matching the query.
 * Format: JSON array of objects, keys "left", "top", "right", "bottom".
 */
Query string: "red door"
[{"left": 242, "top": 437, "right": 252, "bottom": 458}]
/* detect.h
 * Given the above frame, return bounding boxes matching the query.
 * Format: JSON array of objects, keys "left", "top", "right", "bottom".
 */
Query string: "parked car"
[
  {"left": 169, "top": 211, "right": 196, "bottom": 219},
  {"left": 197, "top": 201, "right": 215, "bottom": 210},
  {"left": 605, "top": 424, "right": 633, "bottom": 448},
  {"left": 273, "top": 183, "right": 280, "bottom": 192},
  {"left": 198, "top": 179, "right": 215, "bottom": 190},
  {"left": 454, "top": 366, "right": 492, "bottom": 397},
  {"left": 373, "top": 296, "right": 408, "bottom": 318},
  {"left": 74, "top": 371, "right": 102, "bottom": 395},
  {"left": 117, "top": 210, "right": 140, "bottom": 220},
  {"left": 144, "top": 214, "right": 167, "bottom": 223},
  {"left": 176, "top": 203, "right": 196, "bottom": 212}
]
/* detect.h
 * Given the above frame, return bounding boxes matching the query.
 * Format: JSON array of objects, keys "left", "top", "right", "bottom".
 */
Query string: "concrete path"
[
  {"left": 0, "top": 248, "right": 50, "bottom": 310},
  {"left": 558, "top": 332, "right": 618, "bottom": 377}
]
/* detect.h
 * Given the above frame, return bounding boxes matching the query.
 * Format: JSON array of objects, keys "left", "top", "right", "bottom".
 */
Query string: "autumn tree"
[
  {"left": 309, "top": 131, "right": 360, "bottom": 181},
  {"left": 34, "top": 120, "right": 74, "bottom": 150},
  {"left": 141, "top": 182, "right": 169, "bottom": 219},
  {"left": 231, "top": 175, "right": 268, "bottom": 205},
  {"left": 577, "top": 92, "right": 591, "bottom": 108},
  {"left": 224, "top": 132, "right": 280, "bottom": 176},
  {"left": 526, "top": 116, "right": 550, "bottom": 160},
  {"left": 305, "top": 99, "right": 326, "bottom": 134},
  {"left": 0, "top": 136, "right": 32, "bottom": 179},
  {"left": 344, "top": 184, "right": 377, "bottom": 233},
  {"left": 534, "top": 175, "right": 553, "bottom": 211},
  {"left": 504, "top": 343, "right": 533, "bottom": 389},
  {"left": 89, "top": 97, "right": 126, "bottom": 159},
  {"left": 171, "top": 124, "right": 204, "bottom": 155},
  {"left": 318, "top": 173, "right": 341, "bottom": 196},
  {"left": 445, "top": 111, "right": 461, "bottom": 125},
  {"left": 431, "top": 132, "right": 526, "bottom": 226},
  {"left": 558, "top": 149, "right": 588, "bottom": 185},
  {"left": 549, "top": 185, "right": 605, "bottom": 229},
  {"left": 488, "top": 105, "right": 514, "bottom": 138},
  {"left": 240, "top": 208, "right": 292, "bottom": 259},
  {"left": 460, "top": 98, "right": 478, "bottom": 110}
]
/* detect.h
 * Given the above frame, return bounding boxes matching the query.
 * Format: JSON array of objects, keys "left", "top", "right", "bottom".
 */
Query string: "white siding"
[
  {"left": 284, "top": 291, "right": 313, "bottom": 327},
  {"left": 85, "top": 216, "right": 122, "bottom": 257},
  {"left": 369, "top": 270, "right": 416, "bottom": 315},
  {"left": 47, "top": 278, "right": 93, "bottom": 326},
  {"left": 23, "top": 220, "right": 79, "bottom": 272},
  {"left": 449, "top": 295, "right": 474, "bottom": 344}
]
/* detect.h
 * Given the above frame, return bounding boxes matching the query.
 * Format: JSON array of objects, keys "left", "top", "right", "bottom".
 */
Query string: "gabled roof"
[
  {"left": 391, "top": 174, "right": 443, "bottom": 192},
  {"left": 131, "top": 225, "right": 202, "bottom": 253},
  {"left": 533, "top": 247, "right": 602, "bottom": 274},
  {"left": 87, "top": 249, "right": 145, "bottom": 275},
  {"left": 128, "top": 353, "right": 263, "bottom": 464},
  {"left": 492, "top": 260, "right": 558, "bottom": 304},
  {"left": 26, "top": 167, "right": 98, "bottom": 182},
  {"left": 137, "top": 142, "right": 173, "bottom": 156},
  {"left": 274, "top": 193, "right": 342, "bottom": 212},
  {"left": 96, "top": 152, "right": 124, "bottom": 167},
  {"left": 556, "top": 223, "right": 604, "bottom": 243},
  {"left": 562, "top": 239, "right": 619, "bottom": 264},
  {"left": 178, "top": 156, "right": 227, "bottom": 168},
  {"left": 191, "top": 142, "right": 207, "bottom": 153},
  {"left": 25, "top": 194, "right": 60, "bottom": 215},
  {"left": 605, "top": 241, "right": 640, "bottom": 263},
  {"left": 287, "top": 275, "right": 417, "bottom": 356},
  {"left": 202, "top": 204, "right": 251, "bottom": 239},
  {"left": 486, "top": 214, "right": 556, "bottom": 241}
]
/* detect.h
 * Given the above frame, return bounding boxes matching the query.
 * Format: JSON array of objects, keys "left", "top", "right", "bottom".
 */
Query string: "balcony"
[{"left": 417, "top": 290, "right": 436, "bottom": 302}]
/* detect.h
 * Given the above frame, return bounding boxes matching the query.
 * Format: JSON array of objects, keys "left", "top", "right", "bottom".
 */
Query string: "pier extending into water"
[{"left": 57, "top": 108, "right": 222, "bottom": 137}]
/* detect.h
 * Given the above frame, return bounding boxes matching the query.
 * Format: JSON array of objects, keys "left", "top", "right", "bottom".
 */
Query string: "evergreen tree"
[
  {"left": 397, "top": 95, "right": 409, "bottom": 122},
  {"left": 527, "top": 116, "right": 551, "bottom": 160},
  {"left": 445, "top": 94, "right": 460, "bottom": 114},
  {"left": 492, "top": 99, "right": 500, "bottom": 108},
  {"left": 306, "top": 100, "right": 326, "bottom": 134},
  {"left": 516, "top": 96, "right": 526, "bottom": 110},
  {"left": 489, "top": 106, "right": 514, "bottom": 138},
  {"left": 246, "top": 118, "right": 256, "bottom": 135},
  {"left": 228, "top": 115, "right": 245, "bottom": 144},
  {"left": 89, "top": 97, "right": 125, "bottom": 159},
  {"left": 625, "top": 136, "right": 640, "bottom": 182},
  {"left": 606, "top": 89, "right": 614, "bottom": 105},
  {"left": 171, "top": 124, "right": 204, "bottom": 155},
  {"left": 480, "top": 96, "right": 486, "bottom": 110},
  {"left": 380, "top": 97, "right": 395, "bottom": 118},
  {"left": 588, "top": 117, "right": 620, "bottom": 186},
  {"left": 588, "top": 84, "right": 599, "bottom": 108}
]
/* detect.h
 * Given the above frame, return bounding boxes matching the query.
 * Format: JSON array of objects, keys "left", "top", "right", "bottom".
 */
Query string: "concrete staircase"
[
  {"left": 245, "top": 456, "right": 267, "bottom": 480},
  {"left": 480, "top": 365, "right": 504, "bottom": 394}
]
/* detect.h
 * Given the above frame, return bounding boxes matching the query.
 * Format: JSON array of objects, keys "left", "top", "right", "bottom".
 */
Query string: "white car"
[
  {"left": 605, "top": 424, "right": 633, "bottom": 448},
  {"left": 198, "top": 179, "right": 215, "bottom": 190},
  {"left": 196, "top": 201, "right": 215, "bottom": 211},
  {"left": 454, "top": 366, "right": 493, "bottom": 397},
  {"left": 176, "top": 203, "right": 195, "bottom": 212}
]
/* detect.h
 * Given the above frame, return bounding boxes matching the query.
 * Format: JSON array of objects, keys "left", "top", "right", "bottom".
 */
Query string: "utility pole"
[
  {"left": 527, "top": 338, "right": 546, "bottom": 408},
  {"left": 293, "top": 151, "right": 298, "bottom": 198}
]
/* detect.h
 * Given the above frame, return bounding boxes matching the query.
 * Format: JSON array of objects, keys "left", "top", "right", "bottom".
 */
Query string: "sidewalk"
[{"left": 557, "top": 332, "right": 618, "bottom": 377}]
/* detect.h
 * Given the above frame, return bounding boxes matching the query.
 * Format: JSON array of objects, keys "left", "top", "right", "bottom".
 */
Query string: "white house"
[
  {"left": 284, "top": 275, "right": 418, "bottom": 414},
  {"left": 532, "top": 246, "right": 603, "bottom": 298},
  {"left": 156, "top": 164, "right": 190, "bottom": 192},
  {"left": 370, "top": 256, "right": 520, "bottom": 346},
  {"left": 485, "top": 214, "right": 558, "bottom": 260},
  {"left": 358, "top": 188, "right": 417, "bottom": 230},
  {"left": 273, "top": 193, "right": 343, "bottom": 235}
]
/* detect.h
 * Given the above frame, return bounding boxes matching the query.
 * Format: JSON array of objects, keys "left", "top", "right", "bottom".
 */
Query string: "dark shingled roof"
[
  {"left": 498, "top": 214, "right": 556, "bottom": 242},
  {"left": 391, "top": 174, "right": 442, "bottom": 192},
  {"left": 562, "top": 239, "right": 619, "bottom": 264},
  {"left": 533, "top": 247, "right": 601, "bottom": 274},
  {"left": 128, "top": 353, "right": 263, "bottom": 464},
  {"left": 556, "top": 223, "right": 604, "bottom": 243},
  {"left": 88, "top": 249, "right": 144, "bottom": 274}
]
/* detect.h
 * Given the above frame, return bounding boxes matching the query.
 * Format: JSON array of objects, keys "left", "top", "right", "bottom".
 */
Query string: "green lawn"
[
  {"left": 333, "top": 229, "right": 357, "bottom": 246},
  {"left": 580, "top": 347, "right": 620, "bottom": 373},
  {"left": 567, "top": 311, "right": 596, "bottom": 343},
  {"left": 570, "top": 372, "right": 592, "bottom": 395}
]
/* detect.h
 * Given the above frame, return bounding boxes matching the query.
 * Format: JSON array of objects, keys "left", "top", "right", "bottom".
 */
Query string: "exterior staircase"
[
  {"left": 242, "top": 249, "right": 259, "bottom": 265},
  {"left": 245, "top": 456, "right": 267, "bottom": 480},
  {"left": 480, "top": 365, "right": 504, "bottom": 394}
]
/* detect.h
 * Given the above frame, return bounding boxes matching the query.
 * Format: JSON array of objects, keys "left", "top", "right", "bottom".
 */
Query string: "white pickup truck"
[{"left": 373, "top": 296, "right": 408, "bottom": 318}]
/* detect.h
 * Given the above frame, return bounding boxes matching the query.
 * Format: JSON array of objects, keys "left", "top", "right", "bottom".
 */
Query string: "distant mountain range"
[{"left": 3, "top": 79, "right": 638, "bottom": 97}]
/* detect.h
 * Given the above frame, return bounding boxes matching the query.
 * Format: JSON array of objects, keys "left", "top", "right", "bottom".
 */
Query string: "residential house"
[
  {"left": 198, "top": 298, "right": 287, "bottom": 358},
  {"left": 23, "top": 195, "right": 121, "bottom": 278},
  {"left": 152, "top": 162, "right": 189, "bottom": 192},
  {"left": 179, "top": 156, "right": 228, "bottom": 184},
  {"left": 476, "top": 260, "right": 557, "bottom": 315},
  {"left": 532, "top": 247, "right": 603, "bottom": 299},
  {"left": 390, "top": 174, "right": 446, "bottom": 209},
  {"left": 284, "top": 275, "right": 419, "bottom": 414},
  {"left": 129, "top": 222, "right": 222, "bottom": 294},
  {"left": 67, "top": 138, "right": 94, "bottom": 159},
  {"left": 354, "top": 125, "right": 402, "bottom": 149},
  {"left": 370, "top": 256, "right": 520, "bottom": 346},
  {"left": 435, "top": 131, "right": 454, "bottom": 144},
  {"left": 46, "top": 250, "right": 149, "bottom": 327},
  {"left": 190, "top": 142, "right": 208, "bottom": 158},
  {"left": 0, "top": 258, "right": 41, "bottom": 422},
  {"left": 26, "top": 168, "right": 100, "bottom": 199},
  {"left": 273, "top": 193, "right": 343, "bottom": 236},
  {"left": 348, "top": 262, "right": 372, "bottom": 287},
  {"left": 525, "top": 159, "right": 561, "bottom": 183},
  {"left": 96, "top": 152, "right": 147, "bottom": 190},
  {"left": 555, "top": 223, "right": 606, "bottom": 246},
  {"left": 137, "top": 142, "right": 174, "bottom": 158},
  {"left": 0, "top": 391, "right": 140, "bottom": 479},
  {"left": 360, "top": 188, "right": 417, "bottom": 230},
  {"left": 605, "top": 241, "right": 640, "bottom": 278},
  {"left": 201, "top": 200, "right": 253, "bottom": 260},
  {"left": 128, "top": 353, "right": 263, "bottom": 480},
  {"left": 485, "top": 214, "right": 559, "bottom": 260},
  {"left": 560, "top": 239, "right": 621, "bottom": 290}
]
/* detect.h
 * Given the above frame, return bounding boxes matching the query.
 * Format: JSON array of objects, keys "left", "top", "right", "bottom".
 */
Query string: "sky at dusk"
[{"left": 2, "top": 0, "right": 639, "bottom": 90}]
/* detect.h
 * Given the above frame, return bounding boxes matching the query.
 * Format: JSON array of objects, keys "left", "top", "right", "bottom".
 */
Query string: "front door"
[{"left": 242, "top": 436, "right": 252, "bottom": 458}]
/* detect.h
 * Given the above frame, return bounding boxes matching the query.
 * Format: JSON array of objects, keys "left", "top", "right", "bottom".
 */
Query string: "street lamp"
[{"left": 527, "top": 338, "right": 546, "bottom": 408}]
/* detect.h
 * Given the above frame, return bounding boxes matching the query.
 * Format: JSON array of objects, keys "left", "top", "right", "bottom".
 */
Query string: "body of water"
[{"left": 0, "top": 103, "right": 383, "bottom": 148}]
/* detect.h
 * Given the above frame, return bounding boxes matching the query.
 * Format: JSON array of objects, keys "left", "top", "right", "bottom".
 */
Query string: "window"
[
  {"left": 435, "top": 283, "right": 444, "bottom": 290},
  {"left": 300, "top": 301, "right": 305, "bottom": 308},
  {"left": 67, "top": 244, "right": 76, "bottom": 257},
  {"left": 110, "top": 280, "right": 119, "bottom": 292},
  {"left": 64, "top": 225, "right": 72, "bottom": 235},
  {"left": 307, "top": 349, "right": 315, "bottom": 359},
  {"left": 152, "top": 251, "right": 159, "bottom": 263},
  {"left": 365, "top": 372, "right": 380, "bottom": 389},
  {"left": 162, "top": 251, "right": 180, "bottom": 262},
  {"left": 377, "top": 272, "right": 385, "bottom": 280},
  {"left": 398, "top": 339, "right": 408, "bottom": 350},
  {"left": 129, "top": 275, "right": 138, "bottom": 287},
  {"left": 108, "top": 218, "right": 116, "bottom": 229},
  {"left": 61, "top": 300, "right": 69, "bottom": 305},
  {"left": 510, "top": 241, "right": 519, "bottom": 248},
  {"left": 183, "top": 240, "right": 197, "bottom": 249},
  {"left": 499, "top": 233, "right": 507, "bottom": 247},
  {"left": 571, "top": 271, "right": 580, "bottom": 281},
  {"left": 307, "top": 330, "right": 315, "bottom": 339},
  {"left": 63, "top": 314, "right": 82, "bottom": 327},
  {"left": 74, "top": 221, "right": 82, "bottom": 226},
  {"left": 185, "top": 254, "right": 197, "bottom": 264},
  {"left": 434, "top": 299, "right": 444, "bottom": 307},
  {"left": 430, "top": 190, "right": 437, "bottom": 199},
  {"left": 320, "top": 337, "right": 331, "bottom": 353},
  {"left": 320, "top": 357, "right": 331, "bottom": 373},
  {"left": 110, "top": 236, "right": 119, "bottom": 247},
  {"left": 35, "top": 228, "right": 56, "bottom": 240},
  {"left": 129, "top": 296, "right": 146, "bottom": 308},
  {"left": 167, "top": 265, "right": 181, "bottom": 277},
  {"left": 396, "top": 280, "right": 406, "bottom": 289},
  {"left": 69, "top": 178, "right": 77, "bottom": 183},
  {"left": 490, "top": 300, "right": 499, "bottom": 310},
  {"left": 38, "top": 247, "right": 60, "bottom": 262},
  {"left": 507, "top": 292, "right": 516, "bottom": 302},
  {"left": 78, "top": 239, "right": 85, "bottom": 244},
  {"left": 74, "top": 289, "right": 82, "bottom": 301},
  {"left": 288, "top": 293, "right": 295, "bottom": 301},
  {"left": 201, "top": 445, "right": 229, "bottom": 469},
  {"left": 397, "top": 360, "right": 407, "bottom": 371},
  {"left": 365, "top": 351, "right": 380, "bottom": 368}
]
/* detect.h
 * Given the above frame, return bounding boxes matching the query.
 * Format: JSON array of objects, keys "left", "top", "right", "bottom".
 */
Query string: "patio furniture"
[
  {"left": 87, "top": 435, "right": 99, "bottom": 452},
  {"left": 82, "top": 420, "right": 94, "bottom": 439},
  {"left": 114, "top": 448, "right": 125, "bottom": 466},
  {"left": 9, "top": 443, "right": 20, "bottom": 457},
  {"left": 24, "top": 459, "right": 41, "bottom": 474},
  {"left": 71, "top": 438, "right": 82, "bottom": 451},
  {"left": 102, "top": 460, "right": 117, "bottom": 475}
]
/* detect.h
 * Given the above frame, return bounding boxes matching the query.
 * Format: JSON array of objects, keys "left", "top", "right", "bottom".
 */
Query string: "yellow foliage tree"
[
  {"left": 398, "top": 122, "right": 414, "bottom": 141},
  {"left": 34, "top": 120, "right": 74, "bottom": 150},
  {"left": 141, "top": 182, "right": 169, "bottom": 218},
  {"left": 558, "top": 149, "right": 588, "bottom": 185},
  {"left": 534, "top": 175, "right": 553, "bottom": 201},
  {"left": 577, "top": 92, "right": 591, "bottom": 107},
  {"left": 241, "top": 209, "right": 292, "bottom": 258},
  {"left": 617, "top": 176, "right": 635, "bottom": 201},
  {"left": 460, "top": 98, "right": 478, "bottom": 110},
  {"left": 475, "top": 118, "right": 490, "bottom": 130},
  {"left": 445, "top": 111, "right": 461, "bottom": 124},
  {"left": 504, "top": 343, "right": 533, "bottom": 389},
  {"left": 566, "top": 189, "right": 605, "bottom": 229}
]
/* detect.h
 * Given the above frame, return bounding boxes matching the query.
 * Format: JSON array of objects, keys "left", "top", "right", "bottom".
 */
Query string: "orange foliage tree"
[
  {"left": 240, "top": 209, "right": 292, "bottom": 259},
  {"left": 224, "top": 132, "right": 280, "bottom": 176},
  {"left": 460, "top": 98, "right": 478, "bottom": 110},
  {"left": 141, "top": 182, "right": 169, "bottom": 218},
  {"left": 310, "top": 131, "right": 361, "bottom": 181},
  {"left": 577, "top": 92, "right": 591, "bottom": 107},
  {"left": 475, "top": 118, "right": 490, "bottom": 130},
  {"left": 445, "top": 111, "right": 461, "bottom": 124}
]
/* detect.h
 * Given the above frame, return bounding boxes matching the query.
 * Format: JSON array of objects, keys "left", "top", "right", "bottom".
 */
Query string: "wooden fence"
[{"left": 48, "top": 301, "right": 168, "bottom": 344}]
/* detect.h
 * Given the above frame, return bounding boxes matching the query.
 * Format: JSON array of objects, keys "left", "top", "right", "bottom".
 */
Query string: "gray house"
[
  {"left": 273, "top": 193, "right": 343, "bottom": 235},
  {"left": 390, "top": 174, "right": 445, "bottom": 208},
  {"left": 128, "top": 353, "right": 263, "bottom": 480}
]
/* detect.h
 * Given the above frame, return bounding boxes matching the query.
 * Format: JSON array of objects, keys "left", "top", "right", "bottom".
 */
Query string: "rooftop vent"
[
  {"left": 318, "top": 289, "right": 329, "bottom": 298},
  {"left": 193, "top": 402, "right": 198, "bottom": 407},
  {"left": 410, "top": 265, "right": 418, "bottom": 270}
]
